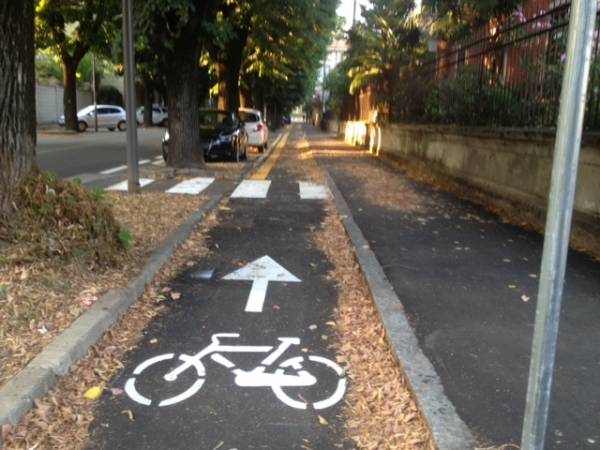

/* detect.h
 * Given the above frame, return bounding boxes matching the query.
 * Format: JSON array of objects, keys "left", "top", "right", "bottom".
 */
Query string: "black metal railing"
[{"left": 397, "top": 1, "right": 600, "bottom": 129}]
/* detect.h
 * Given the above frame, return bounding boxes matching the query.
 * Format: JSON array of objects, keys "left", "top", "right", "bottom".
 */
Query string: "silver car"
[{"left": 58, "top": 104, "right": 127, "bottom": 132}]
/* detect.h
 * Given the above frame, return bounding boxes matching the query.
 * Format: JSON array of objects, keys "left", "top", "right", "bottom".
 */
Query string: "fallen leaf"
[
  {"left": 83, "top": 386, "right": 103, "bottom": 400},
  {"left": 110, "top": 388, "right": 124, "bottom": 396},
  {"left": 508, "top": 284, "right": 517, "bottom": 289},
  {"left": 308, "top": 324, "right": 317, "bottom": 331},
  {"left": 121, "top": 409, "right": 135, "bottom": 421},
  {"left": 272, "top": 304, "right": 280, "bottom": 310},
  {"left": 521, "top": 295, "right": 531, "bottom": 303},
  {"left": 318, "top": 415, "right": 328, "bottom": 426},
  {"left": 149, "top": 338, "right": 158, "bottom": 344},
  {"left": 170, "top": 292, "right": 182, "bottom": 301}
]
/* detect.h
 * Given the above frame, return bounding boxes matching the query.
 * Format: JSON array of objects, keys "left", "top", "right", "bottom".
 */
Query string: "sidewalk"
[{"left": 310, "top": 126, "right": 600, "bottom": 449}]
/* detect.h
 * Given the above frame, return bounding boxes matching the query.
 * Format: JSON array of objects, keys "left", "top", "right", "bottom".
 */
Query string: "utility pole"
[
  {"left": 352, "top": 0, "right": 357, "bottom": 27},
  {"left": 91, "top": 53, "right": 98, "bottom": 132},
  {"left": 520, "top": 0, "right": 597, "bottom": 448},
  {"left": 122, "top": 0, "right": 140, "bottom": 193}
]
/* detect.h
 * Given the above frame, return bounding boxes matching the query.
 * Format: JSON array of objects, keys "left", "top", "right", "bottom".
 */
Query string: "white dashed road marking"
[
  {"left": 106, "top": 178, "right": 155, "bottom": 191},
  {"left": 166, "top": 177, "right": 215, "bottom": 195},
  {"left": 100, "top": 165, "right": 128, "bottom": 175},
  {"left": 231, "top": 180, "right": 272, "bottom": 199},
  {"left": 298, "top": 182, "right": 330, "bottom": 200}
]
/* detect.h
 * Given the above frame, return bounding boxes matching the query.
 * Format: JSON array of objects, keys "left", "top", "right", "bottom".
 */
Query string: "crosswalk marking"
[
  {"left": 298, "top": 182, "right": 330, "bottom": 200},
  {"left": 106, "top": 178, "right": 155, "bottom": 191},
  {"left": 231, "top": 180, "right": 272, "bottom": 199},
  {"left": 166, "top": 177, "right": 214, "bottom": 195},
  {"left": 100, "top": 165, "right": 128, "bottom": 175}
]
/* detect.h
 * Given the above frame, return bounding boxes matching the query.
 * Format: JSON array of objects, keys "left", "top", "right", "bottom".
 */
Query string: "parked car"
[
  {"left": 136, "top": 105, "right": 168, "bottom": 126},
  {"left": 58, "top": 104, "right": 127, "bottom": 132},
  {"left": 239, "top": 107, "right": 269, "bottom": 152},
  {"left": 162, "top": 109, "right": 248, "bottom": 162}
]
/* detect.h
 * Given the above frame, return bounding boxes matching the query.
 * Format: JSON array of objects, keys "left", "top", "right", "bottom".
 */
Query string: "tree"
[
  {"left": 35, "top": 0, "right": 120, "bottom": 131},
  {"left": 346, "top": 0, "right": 422, "bottom": 122},
  {"left": 421, "top": 0, "right": 521, "bottom": 39},
  {"left": 0, "top": 1, "right": 37, "bottom": 216},
  {"left": 135, "top": 0, "right": 218, "bottom": 168}
]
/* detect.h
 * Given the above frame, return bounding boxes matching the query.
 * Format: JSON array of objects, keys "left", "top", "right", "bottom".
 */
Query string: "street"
[{"left": 36, "top": 128, "right": 165, "bottom": 179}]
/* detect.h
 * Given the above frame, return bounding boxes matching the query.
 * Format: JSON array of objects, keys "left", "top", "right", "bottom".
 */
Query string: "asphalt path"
[
  {"left": 87, "top": 127, "right": 353, "bottom": 449},
  {"left": 313, "top": 127, "right": 600, "bottom": 450},
  {"left": 36, "top": 128, "right": 164, "bottom": 179}
]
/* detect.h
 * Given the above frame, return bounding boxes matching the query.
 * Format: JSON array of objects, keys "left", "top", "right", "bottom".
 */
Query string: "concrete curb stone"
[
  {"left": 0, "top": 129, "right": 285, "bottom": 428},
  {"left": 321, "top": 169, "right": 477, "bottom": 450}
]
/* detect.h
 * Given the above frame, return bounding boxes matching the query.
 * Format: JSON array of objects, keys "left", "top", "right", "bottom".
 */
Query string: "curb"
[
  {"left": 0, "top": 130, "right": 285, "bottom": 427},
  {"left": 322, "top": 170, "right": 477, "bottom": 450}
]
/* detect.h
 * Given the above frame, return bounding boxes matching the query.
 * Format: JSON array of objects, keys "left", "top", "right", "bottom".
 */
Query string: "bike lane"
[{"left": 86, "top": 126, "right": 355, "bottom": 449}]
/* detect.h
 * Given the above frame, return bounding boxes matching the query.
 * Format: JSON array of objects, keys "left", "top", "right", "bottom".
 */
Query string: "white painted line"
[
  {"left": 106, "top": 178, "right": 154, "bottom": 191},
  {"left": 166, "top": 177, "right": 214, "bottom": 195},
  {"left": 298, "top": 181, "right": 330, "bottom": 200},
  {"left": 222, "top": 255, "right": 301, "bottom": 312},
  {"left": 230, "top": 180, "right": 271, "bottom": 199},
  {"left": 139, "top": 159, "right": 151, "bottom": 165},
  {"left": 100, "top": 165, "right": 127, "bottom": 175}
]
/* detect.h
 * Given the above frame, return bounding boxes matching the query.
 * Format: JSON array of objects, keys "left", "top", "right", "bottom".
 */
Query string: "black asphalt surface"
[
  {"left": 36, "top": 128, "right": 164, "bottom": 178},
  {"left": 87, "top": 128, "right": 354, "bottom": 449},
  {"left": 312, "top": 127, "right": 600, "bottom": 449}
]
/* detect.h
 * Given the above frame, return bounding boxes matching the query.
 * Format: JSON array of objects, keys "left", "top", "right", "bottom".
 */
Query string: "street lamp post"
[
  {"left": 91, "top": 53, "right": 98, "bottom": 132},
  {"left": 520, "top": 1, "right": 597, "bottom": 448},
  {"left": 122, "top": 0, "right": 140, "bottom": 193}
]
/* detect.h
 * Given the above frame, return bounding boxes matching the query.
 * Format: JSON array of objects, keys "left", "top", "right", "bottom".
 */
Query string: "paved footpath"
[
  {"left": 310, "top": 127, "right": 600, "bottom": 449},
  {"left": 86, "top": 126, "right": 355, "bottom": 449}
]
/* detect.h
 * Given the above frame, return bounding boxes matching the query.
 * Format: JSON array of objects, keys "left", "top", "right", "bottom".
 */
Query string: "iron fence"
[{"left": 398, "top": 0, "right": 600, "bottom": 129}]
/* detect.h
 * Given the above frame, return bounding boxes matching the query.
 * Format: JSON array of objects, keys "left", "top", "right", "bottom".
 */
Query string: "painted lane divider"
[
  {"left": 298, "top": 181, "right": 331, "bottom": 200},
  {"left": 166, "top": 177, "right": 215, "bottom": 195},
  {"left": 106, "top": 178, "right": 154, "bottom": 191},
  {"left": 230, "top": 180, "right": 272, "bottom": 199},
  {"left": 222, "top": 255, "right": 301, "bottom": 312}
]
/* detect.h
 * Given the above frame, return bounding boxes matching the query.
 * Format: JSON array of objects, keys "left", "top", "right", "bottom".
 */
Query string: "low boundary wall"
[{"left": 339, "top": 121, "right": 600, "bottom": 229}]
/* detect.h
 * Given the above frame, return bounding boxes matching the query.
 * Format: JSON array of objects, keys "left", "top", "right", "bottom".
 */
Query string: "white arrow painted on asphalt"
[{"left": 222, "top": 255, "right": 301, "bottom": 313}]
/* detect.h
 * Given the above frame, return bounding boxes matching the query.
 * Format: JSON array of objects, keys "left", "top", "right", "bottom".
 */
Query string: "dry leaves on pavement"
[
  {"left": 0, "top": 191, "right": 205, "bottom": 386},
  {"left": 1, "top": 210, "right": 220, "bottom": 450}
]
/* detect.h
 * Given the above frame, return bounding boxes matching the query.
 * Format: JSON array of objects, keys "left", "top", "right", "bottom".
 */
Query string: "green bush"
[
  {"left": 97, "top": 85, "right": 123, "bottom": 106},
  {"left": 424, "top": 68, "right": 521, "bottom": 127}
]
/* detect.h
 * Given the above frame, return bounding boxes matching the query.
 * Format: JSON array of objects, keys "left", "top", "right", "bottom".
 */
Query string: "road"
[{"left": 36, "top": 128, "right": 164, "bottom": 179}]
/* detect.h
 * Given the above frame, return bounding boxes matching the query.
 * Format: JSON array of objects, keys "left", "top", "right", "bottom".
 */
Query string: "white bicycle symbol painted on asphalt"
[{"left": 124, "top": 333, "right": 347, "bottom": 410}]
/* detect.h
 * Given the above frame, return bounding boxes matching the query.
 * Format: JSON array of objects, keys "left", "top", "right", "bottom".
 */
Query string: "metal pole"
[
  {"left": 352, "top": 0, "right": 357, "bottom": 27},
  {"left": 122, "top": 0, "right": 140, "bottom": 193},
  {"left": 521, "top": 1, "right": 596, "bottom": 449},
  {"left": 91, "top": 53, "right": 98, "bottom": 132}
]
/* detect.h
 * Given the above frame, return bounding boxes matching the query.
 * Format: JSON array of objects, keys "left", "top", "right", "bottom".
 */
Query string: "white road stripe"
[
  {"left": 298, "top": 181, "right": 330, "bottom": 200},
  {"left": 100, "top": 165, "right": 128, "bottom": 175},
  {"left": 106, "top": 178, "right": 154, "bottom": 191},
  {"left": 231, "top": 180, "right": 271, "bottom": 199},
  {"left": 166, "top": 177, "right": 214, "bottom": 195}
]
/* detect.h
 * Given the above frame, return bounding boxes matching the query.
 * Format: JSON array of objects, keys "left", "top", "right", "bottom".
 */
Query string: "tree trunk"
[
  {"left": 143, "top": 76, "right": 153, "bottom": 127},
  {"left": 216, "top": 30, "right": 249, "bottom": 112},
  {"left": 63, "top": 58, "right": 79, "bottom": 131},
  {"left": 0, "top": 0, "right": 36, "bottom": 216},
  {"left": 165, "top": 42, "right": 203, "bottom": 168}
]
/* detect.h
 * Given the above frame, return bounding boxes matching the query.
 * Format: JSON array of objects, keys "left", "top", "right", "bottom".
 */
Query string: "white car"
[
  {"left": 239, "top": 107, "right": 269, "bottom": 152},
  {"left": 136, "top": 105, "right": 168, "bottom": 126},
  {"left": 58, "top": 104, "right": 127, "bottom": 132}
]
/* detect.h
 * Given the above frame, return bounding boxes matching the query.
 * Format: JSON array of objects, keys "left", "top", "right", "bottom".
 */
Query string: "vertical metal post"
[
  {"left": 352, "top": 0, "right": 357, "bottom": 27},
  {"left": 122, "top": 0, "right": 140, "bottom": 192},
  {"left": 521, "top": 1, "right": 597, "bottom": 449},
  {"left": 91, "top": 53, "right": 98, "bottom": 132}
]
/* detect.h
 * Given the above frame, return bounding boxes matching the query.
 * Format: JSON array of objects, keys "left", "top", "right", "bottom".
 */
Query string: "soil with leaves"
[{"left": 0, "top": 173, "right": 206, "bottom": 386}]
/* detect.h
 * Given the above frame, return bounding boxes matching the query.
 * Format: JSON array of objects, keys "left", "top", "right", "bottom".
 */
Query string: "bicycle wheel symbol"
[
  {"left": 124, "top": 353, "right": 206, "bottom": 407},
  {"left": 272, "top": 355, "right": 347, "bottom": 410}
]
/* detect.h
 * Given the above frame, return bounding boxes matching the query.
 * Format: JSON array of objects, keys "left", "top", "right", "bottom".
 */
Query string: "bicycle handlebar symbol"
[{"left": 124, "top": 333, "right": 347, "bottom": 410}]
